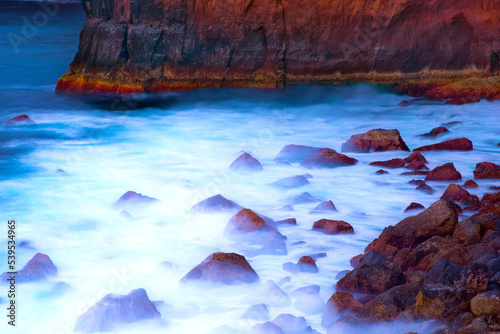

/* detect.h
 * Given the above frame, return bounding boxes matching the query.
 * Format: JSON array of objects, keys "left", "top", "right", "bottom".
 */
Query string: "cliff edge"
[{"left": 57, "top": 0, "right": 500, "bottom": 103}]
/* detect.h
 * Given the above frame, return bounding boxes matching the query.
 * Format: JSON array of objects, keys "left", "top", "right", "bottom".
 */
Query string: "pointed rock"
[
  {"left": 418, "top": 126, "right": 449, "bottom": 137},
  {"left": 425, "top": 163, "right": 462, "bottom": 181},
  {"left": 310, "top": 200, "right": 337, "bottom": 213},
  {"left": 1, "top": 253, "right": 57, "bottom": 283},
  {"left": 189, "top": 194, "right": 242, "bottom": 213},
  {"left": 181, "top": 252, "right": 259, "bottom": 285},
  {"left": 113, "top": 191, "right": 158, "bottom": 209},
  {"left": 5, "top": 114, "right": 36, "bottom": 127},
  {"left": 74, "top": 288, "right": 160, "bottom": 332},
  {"left": 224, "top": 209, "right": 269, "bottom": 235},
  {"left": 405, "top": 202, "right": 425, "bottom": 212},
  {"left": 463, "top": 180, "right": 478, "bottom": 188},
  {"left": 286, "top": 192, "right": 320, "bottom": 205},
  {"left": 229, "top": 153, "right": 263, "bottom": 172}
]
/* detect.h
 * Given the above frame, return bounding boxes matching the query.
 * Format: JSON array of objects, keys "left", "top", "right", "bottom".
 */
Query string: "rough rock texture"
[
  {"left": 425, "top": 163, "right": 462, "bottom": 181},
  {"left": 414, "top": 138, "right": 473, "bottom": 152},
  {"left": 405, "top": 202, "right": 425, "bottom": 212},
  {"left": 0, "top": 253, "right": 57, "bottom": 283},
  {"left": 229, "top": 153, "right": 263, "bottom": 172},
  {"left": 57, "top": 0, "right": 500, "bottom": 103},
  {"left": 181, "top": 252, "right": 259, "bottom": 285},
  {"left": 224, "top": 208, "right": 269, "bottom": 235},
  {"left": 341, "top": 129, "right": 409, "bottom": 153},
  {"left": 312, "top": 219, "right": 354, "bottom": 235},
  {"left": 474, "top": 162, "right": 500, "bottom": 179},
  {"left": 74, "top": 288, "right": 160, "bottom": 332},
  {"left": 332, "top": 198, "right": 500, "bottom": 333}
]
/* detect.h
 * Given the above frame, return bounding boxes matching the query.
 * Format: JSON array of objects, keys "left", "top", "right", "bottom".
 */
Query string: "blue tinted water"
[{"left": 1, "top": 2, "right": 500, "bottom": 334}]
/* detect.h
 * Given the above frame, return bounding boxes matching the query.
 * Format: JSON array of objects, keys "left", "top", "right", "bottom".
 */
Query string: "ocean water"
[{"left": 1, "top": 1, "right": 500, "bottom": 334}]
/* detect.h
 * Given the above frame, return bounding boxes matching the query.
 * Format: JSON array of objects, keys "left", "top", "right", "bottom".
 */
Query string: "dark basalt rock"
[
  {"left": 229, "top": 153, "right": 263, "bottom": 172},
  {"left": 413, "top": 138, "right": 473, "bottom": 152},
  {"left": 189, "top": 194, "right": 243, "bottom": 213},
  {"left": 113, "top": 191, "right": 158, "bottom": 209},
  {"left": 1, "top": 253, "right": 57, "bottom": 283},
  {"left": 181, "top": 252, "right": 259, "bottom": 285},
  {"left": 74, "top": 288, "right": 160, "bottom": 332},
  {"left": 341, "top": 129, "right": 410, "bottom": 153}
]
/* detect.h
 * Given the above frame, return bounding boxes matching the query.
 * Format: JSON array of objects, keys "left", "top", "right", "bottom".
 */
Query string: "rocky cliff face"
[{"left": 57, "top": 0, "right": 500, "bottom": 100}]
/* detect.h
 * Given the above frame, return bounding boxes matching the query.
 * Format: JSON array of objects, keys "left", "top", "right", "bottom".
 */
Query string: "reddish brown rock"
[
  {"left": 463, "top": 180, "right": 478, "bottom": 188},
  {"left": 274, "top": 218, "right": 297, "bottom": 225},
  {"left": 403, "top": 151, "right": 428, "bottom": 165},
  {"left": 470, "top": 291, "right": 500, "bottom": 316},
  {"left": 425, "top": 163, "right": 462, "bottom": 181},
  {"left": 375, "top": 169, "right": 389, "bottom": 175},
  {"left": 474, "top": 162, "right": 500, "bottom": 179},
  {"left": 405, "top": 160, "right": 429, "bottom": 171},
  {"left": 418, "top": 127, "right": 450, "bottom": 138},
  {"left": 453, "top": 215, "right": 497, "bottom": 246},
  {"left": 341, "top": 129, "right": 410, "bottom": 153},
  {"left": 182, "top": 252, "right": 259, "bottom": 285},
  {"left": 350, "top": 254, "right": 362, "bottom": 268},
  {"left": 414, "top": 138, "right": 473, "bottom": 152},
  {"left": 4, "top": 114, "right": 36, "bottom": 127},
  {"left": 413, "top": 284, "right": 470, "bottom": 321},
  {"left": 224, "top": 209, "right": 268, "bottom": 235},
  {"left": 229, "top": 153, "right": 263, "bottom": 172},
  {"left": 275, "top": 145, "right": 326, "bottom": 164},
  {"left": 322, "top": 292, "right": 363, "bottom": 327},
  {"left": 370, "top": 159, "right": 405, "bottom": 168},
  {"left": 312, "top": 219, "right": 354, "bottom": 235},
  {"left": 366, "top": 200, "right": 458, "bottom": 252},
  {"left": 478, "top": 204, "right": 500, "bottom": 218},
  {"left": 405, "top": 202, "right": 425, "bottom": 212},
  {"left": 440, "top": 184, "right": 474, "bottom": 204},
  {"left": 300, "top": 149, "right": 357, "bottom": 169},
  {"left": 297, "top": 256, "right": 319, "bottom": 273},
  {"left": 336, "top": 251, "right": 405, "bottom": 294},
  {"left": 482, "top": 191, "right": 500, "bottom": 204}
]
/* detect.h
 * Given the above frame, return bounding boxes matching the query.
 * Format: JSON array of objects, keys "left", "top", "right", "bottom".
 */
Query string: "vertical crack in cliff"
[
  {"left": 221, "top": 49, "right": 235, "bottom": 87},
  {"left": 243, "top": 0, "right": 255, "bottom": 16},
  {"left": 278, "top": 0, "right": 287, "bottom": 87}
]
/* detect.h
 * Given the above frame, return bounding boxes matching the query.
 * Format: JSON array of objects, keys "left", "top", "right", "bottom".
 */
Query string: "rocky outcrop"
[
  {"left": 229, "top": 153, "right": 263, "bottom": 172},
  {"left": 330, "top": 199, "right": 500, "bottom": 333},
  {"left": 113, "top": 191, "right": 158, "bottom": 208},
  {"left": 425, "top": 163, "right": 462, "bottom": 181},
  {"left": 474, "top": 162, "right": 500, "bottom": 179},
  {"left": 300, "top": 149, "right": 357, "bottom": 169},
  {"left": 4, "top": 114, "right": 36, "bottom": 127},
  {"left": 74, "top": 288, "right": 160, "bottom": 332},
  {"left": 312, "top": 219, "right": 354, "bottom": 235},
  {"left": 56, "top": 0, "right": 500, "bottom": 103},
  {"left": 414, "top": 138, "right": 473, "bottom": 151},
  {"left": 189, "top": 194, "right": 242, "bottom": 213}
]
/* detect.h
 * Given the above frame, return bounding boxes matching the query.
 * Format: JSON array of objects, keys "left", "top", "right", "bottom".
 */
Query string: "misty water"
[{"left": 1, "top": 2, "right": 500, "bottom": 334}]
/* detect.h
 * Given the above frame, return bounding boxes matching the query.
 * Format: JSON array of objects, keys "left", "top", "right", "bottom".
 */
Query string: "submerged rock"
[
  {"left": 272, "top": 175, "right": 309, "bottom": 189},
  {"left": 322, "top": 292, "right": 363, "bottom": 327},
  {"left": 310, "top": 200, "right": 337, "bottom": 213},
  {"left": 463, "top": 179, "right": 479, "bottom": 188},
  {"left": 181, "top": 252, "right": 259, "bottom": 285},
  {"left": 4, "top": 114, "right": 37, "bottom": 127},
  {"left": 312, "top": 219, "right": 354, "bottom": 235},
  {"left": 241, "top": 304, "right": 270, "bottom": 321},
  {"left": 341, "top": 129, "right": 410, "bottom": 153},
  {"left": 74, "top": 288, "right": 160, "bottom": 332},
  {"left": 370, "top": 158, "right": 405, "bottom": 168},
  {"left": 113, "top": 191, "right": 158, "bottom": 208},
  {"left": 418, "top": 127, "right": 449, "bottom": 138},
  {"left": 405, "top": 202, "right": 425, "bottom": 212},
  {"left": 275, "top": 145, "right": 326, "bottom": 164},
  {"left": 189, "top": 194, "right": 242, "bottom": 213},
  {"left": 1, "top": 253, "right": 57, "bottom": 283},
  {"left": 300, "top": 149, "right": 357, "bottom": 169},
  {"left": 286, "top": 192, "right": 320, "bottom": 205},
  {"left": 224, "top": 209, "right": 269, "bottom": 235},
  {"left": 474, "top": 162, "right": 500, "bottom": 179},
  {"left": 250, "top": 322, "right": 284, "bottom": 334},
  {"left": 414, "top": 138, "right": 473, "bottom": 151},
  {"left": 247, "top": 280, "right": 291, "bottom": 307},
  {"left": 440, "top": 184, "right": 478, "bottom": 204},
  {"left": 425, "top": 163, "right": 462, "bottom": 181},
  {"left": 283, "top": 256, "right": 319, "bottom": 274},
  {"left": 229, "top": 153, "right": 263, "bottom": 172}
]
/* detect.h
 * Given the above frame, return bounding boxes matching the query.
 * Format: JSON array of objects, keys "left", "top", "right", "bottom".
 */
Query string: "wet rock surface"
[{"left": 341, "top": 129, "right": 410, "bottom": 153}]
